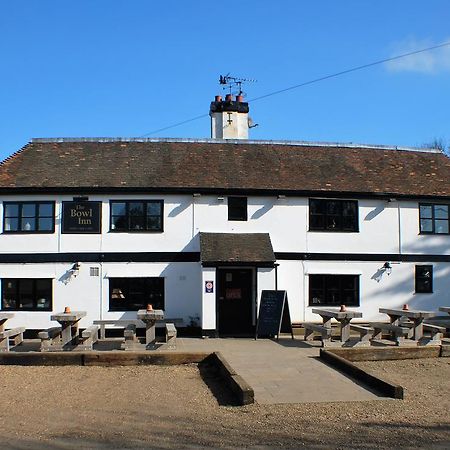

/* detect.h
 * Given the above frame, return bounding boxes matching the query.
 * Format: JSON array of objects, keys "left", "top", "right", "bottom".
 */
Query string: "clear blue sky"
[{"left": 1, "top": 1, "right": 449, "bottom": 160}]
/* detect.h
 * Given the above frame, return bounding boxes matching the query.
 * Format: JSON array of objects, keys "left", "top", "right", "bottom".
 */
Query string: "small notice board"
[{"left": 255, "top": 290, "right": 294, "bottom": 340}]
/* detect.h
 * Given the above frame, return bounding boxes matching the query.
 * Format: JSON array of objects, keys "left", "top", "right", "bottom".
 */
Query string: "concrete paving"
[{"left": 176, "top": 337, "right": 383, "bottom": 404}]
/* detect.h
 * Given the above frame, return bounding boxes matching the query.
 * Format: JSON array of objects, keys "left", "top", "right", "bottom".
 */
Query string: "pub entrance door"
[{"left": 217, "top": 268, "right": 254, "bottom": 336}]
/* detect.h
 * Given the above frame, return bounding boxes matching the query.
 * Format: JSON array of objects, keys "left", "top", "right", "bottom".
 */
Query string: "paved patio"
[{"left": 176, "top": 337, "right": 383, "bottom": 404}]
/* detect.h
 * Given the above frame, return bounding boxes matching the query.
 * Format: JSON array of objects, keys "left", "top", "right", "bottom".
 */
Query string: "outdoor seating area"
[
  {"left": 0, "top": 306, "right": 180, "bottom": 352},
  {"left": 301, "top": 305, "right": 450, "bottom": 347}
]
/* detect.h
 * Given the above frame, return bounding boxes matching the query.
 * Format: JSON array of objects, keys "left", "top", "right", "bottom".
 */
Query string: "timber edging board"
[
  {"left": 325, "top": 346, "right": 442, "bottom": 361},
  {"left": 320, "top": 349, "right": 404, "bottom": 399},
  {"left": 203, "top": 352, "right": 254, "bottom": 405}
]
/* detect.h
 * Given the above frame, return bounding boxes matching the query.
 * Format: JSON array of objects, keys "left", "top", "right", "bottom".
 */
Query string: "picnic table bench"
[
  {"left": 0, "top": 313, "right": 25, "bottom": 352},
  {"left": 302, "top": 323, "right": 332, "bottom": 344},
  {"left": 38, "top": 326, "right": 63, "bottom": 352},
  {"left": 371, "top": 322, "right": 411, "bottom": 346}
]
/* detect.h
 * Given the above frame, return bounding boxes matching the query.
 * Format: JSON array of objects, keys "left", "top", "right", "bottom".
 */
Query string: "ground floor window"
[
  {"left": 309, "top": 274, "right": 359, "bottom": 306},
  {"left": 109, "top": 277, "right": 165, "bottom": 311},
  {"left": 1, "top": 278, "right": 52, "bottom": 311},
  {"left": 415, "top": 265, "right": 433, "bottom": 293}
]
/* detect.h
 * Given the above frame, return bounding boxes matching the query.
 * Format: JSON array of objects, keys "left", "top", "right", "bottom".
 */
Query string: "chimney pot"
[
  {"left": 236, "top": 95, "right": 244, "bottom": 103},
  {"left": 215, "top": 95, "right": 222, "bottom": 102},
  {"left": 225, "top": 94, "right": 233, "bottom": 102}
]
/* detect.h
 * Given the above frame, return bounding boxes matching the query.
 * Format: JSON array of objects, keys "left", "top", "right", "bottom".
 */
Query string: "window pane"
[
  {"left": 129, "top": 202, "right": 144, "bottom": 216},
  {"left": 2, "top": 279, "right": 17, "bottom": 309},
  {"left": 109, "top": 278, "right": 164, "bottom": 311},
  {"left": 310, "top": 215, "right": 324, "bottom": 230},
  {"left": 147, "top": 216, "right": 161, "bottom": 230},
  {"left": 38, "top": 218, "right": 53, "bottom": 231},
  {"left": 343, "top": 216, "right": 356, "bottom": 231},
  {"left": 39, "top": 203, "right": 53, "bottom": 217},
  {"left": 310, "top": 200, "right": 325, "bottom": 214},
  {"left": 147, "top": 202, "right": 161, "bottom": 216},
  {"left": 4, "top": 204, "right": 19, "bottom": 217},
  {"left": 21, "top": 204, "right": 35, "bottom": 217},
  {"left": 327, "top": 201, "right": 341, "bottom": 215},
  {"left": 434, "top": 205, "right": 448, "bottom": 219},
  {"left": 4, "top": 217, "right": 18, "bottom": 231},
  {"left": 435, "top": 220, "right": 449, "bottom": 234},
  {"left": 111, "top": 202, "right": 126, "bottom": 216},
  {"left": 420, "top": 205, "right": 432, "bottom": 219},
  {"left": 228, "top": 197, "right": 247, "bottom": 221},
  {"left": 18, "top": 279, "right": 34, "bottom": 309},
  {"left": 342, "top": 201, "right": 356, "bottom": 216},
  {"left": 309, "top": 275, "right": 359, "bottom": 307},
  {"left": 35, "top": 279, "right": 52, "bottom": 309},
  {"left": 326, "top": 215, "right": 341, "bottom": 230},
  {"left": 111, "top": 215, "right": 127, "bottom": 231},
  {"left": 21, "top": 218, "right": 36, "bottom": 231},
  {"left": 420, "top": 219, "right": 433, "bottom": 232},
  {"left": 130, "top": 216, "right": 145, "bottom": 230}
]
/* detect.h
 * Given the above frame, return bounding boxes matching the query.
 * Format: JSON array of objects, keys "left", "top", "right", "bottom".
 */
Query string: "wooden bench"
[
  {"left": 165, "top": 323, "right": 177, "bottom": 349},
  {"left": 76, "top": 325, "right": 100, "bottom": 351},
  {"left": 94, "top": 318, "right": 184, "bottom": 340},
  {"left": 302, "top": 323, "right": 332, "bottom": 344},
  {"left": 350, "top": 324, "right": 374, "bottom": 345},
  {"left": 0, "top": 327, "right": 26, "bottom": 352},
  {"left": 38, "top": 326, "right": 62, "bottom": 352},
  {"left": 371, "top": 322, "right": 411, "bottom": 346},
  {"left": 423, "top": 323, "right": 446, "bottom": 343},
  {"left": 122, "top": 324, "right": 141, "bottom": 351}
]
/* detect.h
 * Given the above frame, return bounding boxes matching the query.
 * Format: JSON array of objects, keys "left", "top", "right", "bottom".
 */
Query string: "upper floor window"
[
  {"left": 228, "top": 197, "right": 247, "bottom": 221},
  {"left": 309, "top": 199, "right": 358, "bottom": 232},
  {"left": 419, "top": 204, "right": 449, "bottom": 234},
  {"left": 415, "top": 265, "right": 433, "bottom": 293},
  {"left": 309, "top": 274, "right": 360, "bottom": 306},
  {"left": 1, "top": 278, "right": 53, "bottom": 311},
  {"left": 110, "top": 200, "right": 163, "bottom": 232},
  {"left": 3, "top": 202, "right": 55, "bottom": 233}
]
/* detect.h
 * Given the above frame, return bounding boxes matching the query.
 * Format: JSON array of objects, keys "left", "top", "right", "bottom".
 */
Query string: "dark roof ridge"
[{"left": 29, "top": 137, "right": 441, "bottom": 154}]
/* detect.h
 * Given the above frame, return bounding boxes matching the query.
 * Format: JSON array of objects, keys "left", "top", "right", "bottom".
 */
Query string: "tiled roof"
[
  {"left": 200, "top": 232, "right": 275, "bottom": 264},
  {"left": 0, "top": 139, "right": 449, "bottom": 197}
]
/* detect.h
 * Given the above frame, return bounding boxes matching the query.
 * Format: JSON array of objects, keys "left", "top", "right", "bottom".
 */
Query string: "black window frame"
[
  {"left": 309, "top": 274, "right": 360, "bottom": 307},
  {"left": 228, "top": 196, "right": 248, "bottom": 221},
  {"left": 1, "top": 278, "right": 53, "bottom": 311},
  {"left": 309, "top": 199, "right": 359, "bottom": 232},
  {"left": 415, "top": 265, "right": 433, "bottom": 294},
  {"left": 109, "top": 277, "right": 165, "bottom": 311},
  {"left": 419, "top": 203, "right": 449, "bottom": 235},
  {"left": 3, "top": 201, "right": 55, "bottom": 234},
  {"left": 109, "top": 200, "right": 164, "bottom": 232}
]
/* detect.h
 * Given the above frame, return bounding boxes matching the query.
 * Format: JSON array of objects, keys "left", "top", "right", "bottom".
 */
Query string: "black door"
[{"left": 217, "top": 268, "right": 254, "bottom": 336}]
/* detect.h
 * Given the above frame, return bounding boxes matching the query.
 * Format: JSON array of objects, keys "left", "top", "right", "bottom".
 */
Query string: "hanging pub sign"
[
  {"left": 62, "top": 201, "right": 102, "bottom": 234},
  {"left": 256, "top": 290, "right": 294, "bottom": 340}
]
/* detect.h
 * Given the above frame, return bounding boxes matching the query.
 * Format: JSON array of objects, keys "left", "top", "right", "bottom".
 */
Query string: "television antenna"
[{"left": 219, "top": 74, "right": 257, "bottom": 96}]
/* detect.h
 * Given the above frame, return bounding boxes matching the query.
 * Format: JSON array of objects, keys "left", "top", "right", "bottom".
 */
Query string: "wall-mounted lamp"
[
  {"left": 70, "top": 262, "right": 81, "bottom": 277},
  {"left": 383, "top": 261, "right": 392, "bottom": 276},
  {"left": 217, "top": 196, "right": 225, "bottom": 202}
]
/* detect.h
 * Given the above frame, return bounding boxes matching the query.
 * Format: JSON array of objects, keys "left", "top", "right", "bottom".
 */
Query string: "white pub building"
[{"left": 0, "top": 95, "right": 449, "bottom": 336}]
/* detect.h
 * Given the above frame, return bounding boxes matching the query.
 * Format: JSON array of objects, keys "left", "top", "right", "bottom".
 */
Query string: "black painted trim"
[
  {"left": 275, "top": 252, "right": 450, "bottom": 263},
  {"left": 0, "top": 251, "right": 448, "bottom": 264},
  {"left": 1, "top": 186, "right": 450, "bottom": 202}
]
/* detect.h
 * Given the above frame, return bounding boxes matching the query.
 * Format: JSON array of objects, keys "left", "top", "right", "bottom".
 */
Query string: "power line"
[{"left": 140, "top": 41, "right": 450, "bottom": 137}]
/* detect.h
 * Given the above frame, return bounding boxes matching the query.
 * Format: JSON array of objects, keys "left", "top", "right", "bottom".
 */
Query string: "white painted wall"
[{"left": 1, "top": 193, "right": 449, "bottom": 330}]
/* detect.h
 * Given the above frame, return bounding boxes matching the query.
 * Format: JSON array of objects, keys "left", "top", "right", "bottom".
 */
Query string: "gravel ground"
[{"left": 0, "top": 358, "right": 449, "bottom": 449}]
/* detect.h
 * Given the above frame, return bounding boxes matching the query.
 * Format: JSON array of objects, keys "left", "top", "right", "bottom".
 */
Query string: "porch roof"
[{"left": 199, "top": 232, "right": 275, "bottom": 266}]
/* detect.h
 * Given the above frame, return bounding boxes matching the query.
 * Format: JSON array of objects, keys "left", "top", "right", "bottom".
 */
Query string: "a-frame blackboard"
[{"left": 255, "top": 290, "right": 294, "bottom": 340}]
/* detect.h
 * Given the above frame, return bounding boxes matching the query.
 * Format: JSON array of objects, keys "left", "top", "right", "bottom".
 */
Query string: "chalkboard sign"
[{"left": 256, "top": 290, "right": 293, "bottom": 340}]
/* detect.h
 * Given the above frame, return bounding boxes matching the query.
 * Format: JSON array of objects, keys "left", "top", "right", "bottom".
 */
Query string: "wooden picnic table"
[
  {"left": 379, "top": 307, "right": 435, "bottom": 341},
  {"left": 311, "top": 308, "right": 362, "bottom": 342},
  {"left": 0, "top": 313, "right": 15, "bottom": 332},
  {"left": 51, "top": 311, "right": 86, "bottom": 347},
  {"left": 439, "top": 307, "right": 450, "bottom": 314},
  {"left": 137, "top": 309, "right": 164, "bottom": 348}
]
